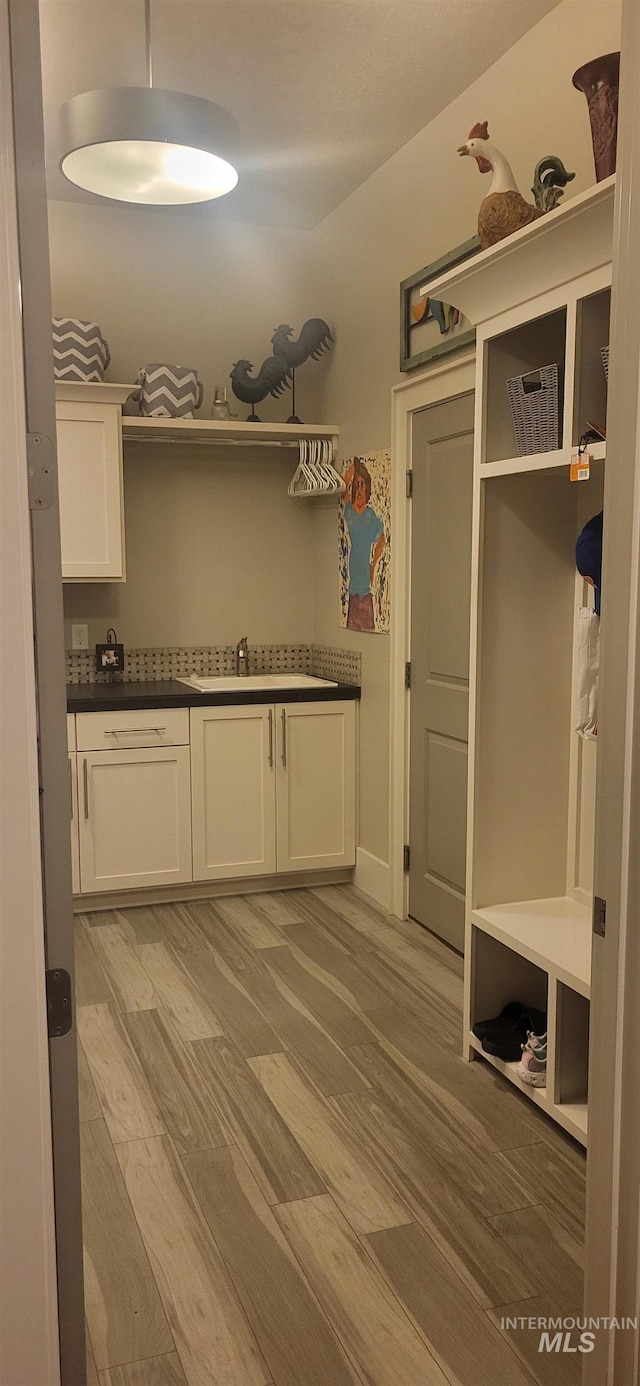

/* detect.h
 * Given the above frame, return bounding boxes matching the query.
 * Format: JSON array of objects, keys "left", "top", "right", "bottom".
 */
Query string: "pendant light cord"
[{"left": 144, "top": 0, "right": 153, "bottom": 88}]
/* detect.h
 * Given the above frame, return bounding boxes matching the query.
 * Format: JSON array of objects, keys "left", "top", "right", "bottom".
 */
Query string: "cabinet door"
[
  {"left": 69, "top": 754, "right": 80, "bottom": 895},
  {"left": 56, "top": 401, "right": 125, "bottom": 580},
  {"left": 190, "top": 705, "right": 276, "bottom": 880},
  {"left": 78, "top": 746, "right": 192, "bottom": 893},
  {"left": 276, "top": 701, "right": 356, "bottom": 872}
]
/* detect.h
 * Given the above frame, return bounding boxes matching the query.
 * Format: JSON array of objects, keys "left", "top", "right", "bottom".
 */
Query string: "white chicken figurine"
[{"left": 458, "top": 121, "right": 575, "bottom": 250}]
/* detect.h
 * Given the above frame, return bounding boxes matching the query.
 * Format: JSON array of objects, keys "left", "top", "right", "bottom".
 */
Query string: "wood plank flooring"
[{"left": 77, "top": 885, "right": 586, "bottom": 1386}]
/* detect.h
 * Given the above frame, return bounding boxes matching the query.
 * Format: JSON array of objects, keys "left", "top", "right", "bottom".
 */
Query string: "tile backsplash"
[
  {"left": 309, "top": 644, "right": 362, "bottom": 685},
  {"left": 66, "top": 642, "right": 361, "bottom": 687}
]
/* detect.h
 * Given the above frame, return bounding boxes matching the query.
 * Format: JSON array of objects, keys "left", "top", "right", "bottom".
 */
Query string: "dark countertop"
[{"left": 67, "top": 679, "right": 361, "bottom": 713}]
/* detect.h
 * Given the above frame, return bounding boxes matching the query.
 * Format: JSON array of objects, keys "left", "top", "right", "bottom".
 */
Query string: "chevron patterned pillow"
[
  {"left": 137, "top": 364, "right": 204, "bottom": 418},
  {"left": 52, "top": 318, "right": 110, "bottom": 382}
]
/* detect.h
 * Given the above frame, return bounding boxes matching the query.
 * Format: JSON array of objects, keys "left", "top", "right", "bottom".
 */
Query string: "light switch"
[{"left": 71, "top": 624, "right": 89, "bottom": 650}]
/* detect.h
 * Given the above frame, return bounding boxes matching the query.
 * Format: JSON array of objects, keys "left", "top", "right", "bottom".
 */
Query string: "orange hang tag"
[{"left": 570, "top": 450, "right": 591, "bottom": 482}]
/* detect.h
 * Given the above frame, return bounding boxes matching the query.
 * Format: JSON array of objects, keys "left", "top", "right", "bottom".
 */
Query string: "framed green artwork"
[{"left": 400, "top": 234, "right": 481, "bottom": 372}]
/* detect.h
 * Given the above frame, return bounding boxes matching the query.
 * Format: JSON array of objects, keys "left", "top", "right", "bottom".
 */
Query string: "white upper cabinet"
[
  {"left": 55, "top": 383, "right": 131, "bottom": 581},
  {"left": 190, "top": 704, "right": 276, "bottom": 880},
  {"left": 276, "top": 700, "right": 356, "bottom": 872}
]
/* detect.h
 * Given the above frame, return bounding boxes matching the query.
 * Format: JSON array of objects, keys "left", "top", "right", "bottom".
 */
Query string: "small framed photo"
[
  {"left": 400, "top": 234, "right": 481, "bottom": 372},
  {"left": 95, "top": 642, "right": 124, "bottom": 673}
]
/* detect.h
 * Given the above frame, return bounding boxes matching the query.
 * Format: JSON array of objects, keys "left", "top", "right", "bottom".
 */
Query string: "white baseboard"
[{"left": 354, "top": 848, "right": 391, "bottom": 912}]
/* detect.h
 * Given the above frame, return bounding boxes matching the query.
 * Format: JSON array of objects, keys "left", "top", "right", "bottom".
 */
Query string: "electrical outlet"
[{"left": 71, "top": 624, "right": 89, "bottom": 651}]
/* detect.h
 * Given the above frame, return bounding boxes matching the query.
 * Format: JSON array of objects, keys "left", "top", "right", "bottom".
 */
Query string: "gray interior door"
[{"left": 409, "top": 393, "right": 474, "bottom": 951}]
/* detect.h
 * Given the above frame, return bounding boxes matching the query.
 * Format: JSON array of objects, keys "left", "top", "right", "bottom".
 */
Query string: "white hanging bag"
[{"left": 575, "top": 605, "right": 599, "bottom": 739}]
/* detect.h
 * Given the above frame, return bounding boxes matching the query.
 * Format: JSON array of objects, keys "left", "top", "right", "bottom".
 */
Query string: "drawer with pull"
[{"left": 75, "top": 707, "right": 189, "bottom": 751}]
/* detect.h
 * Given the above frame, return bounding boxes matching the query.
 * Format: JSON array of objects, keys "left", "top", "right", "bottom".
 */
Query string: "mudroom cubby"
[
  {"left": 484, "top": 306, "right": 567, "bottom": 465},
  {"left": 426, "top": 176, "right": 615, "bottom": 1145},
  {"left": 573, "top": 285, "right": 611, "bottom": 446},
  {"left": 555, "top": 983, "right": 590, "bottom": 1128}
]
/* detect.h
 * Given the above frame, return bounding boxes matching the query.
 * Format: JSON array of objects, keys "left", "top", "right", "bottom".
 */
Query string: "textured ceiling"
[{"left": 39, "top": 0, "right": 562, "bottom": 227}]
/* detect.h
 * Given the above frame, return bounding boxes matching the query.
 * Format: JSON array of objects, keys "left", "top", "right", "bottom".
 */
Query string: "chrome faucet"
[{"left": 236, "top": 635, "right": 250, "bottom": 676}]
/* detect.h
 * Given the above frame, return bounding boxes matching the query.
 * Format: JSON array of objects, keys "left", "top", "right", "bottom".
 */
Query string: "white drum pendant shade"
[{"left": 59, "top": 87, "right": 240, "bottom": 204}]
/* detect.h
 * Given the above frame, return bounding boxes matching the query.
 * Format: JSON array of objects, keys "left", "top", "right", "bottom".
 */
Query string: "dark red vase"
[{"left": 573, "top": 52, "right": 620, "bottom": 182}]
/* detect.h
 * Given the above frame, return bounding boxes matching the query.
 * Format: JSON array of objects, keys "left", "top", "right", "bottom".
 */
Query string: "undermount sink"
[{"left": 179, "top": 673, "right": 338, "bottom": 692}]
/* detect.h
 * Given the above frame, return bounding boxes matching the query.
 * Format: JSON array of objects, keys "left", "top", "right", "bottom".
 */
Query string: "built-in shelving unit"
[{"left": 427, "top": 179, "right": 614, "bottom": 1147}]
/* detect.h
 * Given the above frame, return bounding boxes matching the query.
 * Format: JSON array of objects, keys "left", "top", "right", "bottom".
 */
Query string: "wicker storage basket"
[
  {"left": 601, "top": 346, "right": 609, "bottom": 379},
  {"left": 507, "top": 363, "right": 561, "bottom": 457}
]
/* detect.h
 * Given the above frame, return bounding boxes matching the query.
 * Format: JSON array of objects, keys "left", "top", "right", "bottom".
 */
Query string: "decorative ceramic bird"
[
  {"left": 458, "top": 122, "right": 575, "bottom": 250},
  {"left": 230, "top": 355, "right": 291, "bottom": 422}
]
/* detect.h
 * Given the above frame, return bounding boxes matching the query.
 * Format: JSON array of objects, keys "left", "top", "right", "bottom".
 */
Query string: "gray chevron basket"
[
  {"left": 52, "top": 318, "right": 110, "bottom": 382},
  {"left": 137, "top": 364, "right": 204, "bottom": 418}
]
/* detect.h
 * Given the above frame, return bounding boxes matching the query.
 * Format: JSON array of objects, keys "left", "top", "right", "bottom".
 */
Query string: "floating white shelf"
[
  {"left": 472, "top": 896, "right": 592, "bottom": 997},
  {"left": 421, "top": 176, "right": 615, "bottom": 325},
  {"left": 121, "top": 415, "right": 339, "bottom": 455},
  {"left": 468, "top": 1034, "right": 587, "bottom": 1145}
]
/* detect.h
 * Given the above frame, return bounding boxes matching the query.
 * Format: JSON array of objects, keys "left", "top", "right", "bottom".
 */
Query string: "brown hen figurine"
[{"left": 458, "top": 122, "right": 574, "bottom": 250}]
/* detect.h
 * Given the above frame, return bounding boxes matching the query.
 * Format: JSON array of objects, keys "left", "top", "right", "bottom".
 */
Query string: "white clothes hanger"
[{"left": 287, "top": 437, "right": 345, "bottom": 497}]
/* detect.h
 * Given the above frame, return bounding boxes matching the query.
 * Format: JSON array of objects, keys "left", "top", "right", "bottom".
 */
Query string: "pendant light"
[{"left": 59, "top": 0, "right": 240, "bottom": 205}]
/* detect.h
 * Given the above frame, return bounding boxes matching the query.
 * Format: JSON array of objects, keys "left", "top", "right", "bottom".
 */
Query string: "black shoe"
[
  {"left": 473, "top": 1002, "right": 529, "bottom": 1041},
  {"left": 481, "top": 1007, "right": 547, "bottom": 1063}
]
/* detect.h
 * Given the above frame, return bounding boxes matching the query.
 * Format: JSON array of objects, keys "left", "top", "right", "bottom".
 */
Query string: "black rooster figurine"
[
  {"left": 230, "top": 355, "right": 291, "bottom": 422},
  {"left": 271, "top": 319, "right": 333, "bottom": 422}
]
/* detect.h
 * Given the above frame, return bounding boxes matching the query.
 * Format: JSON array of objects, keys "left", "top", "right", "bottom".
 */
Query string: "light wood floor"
[{"left": 76, "top": 885, "right": 586, "bottom": 1386}]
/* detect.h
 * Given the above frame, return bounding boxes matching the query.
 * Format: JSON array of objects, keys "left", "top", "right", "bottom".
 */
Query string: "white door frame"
[
  {"left": 389, "top": 351, "right": 476, "bottom": 920},
  {"left": 0, "top": 1, "right": 60, "bottom": 1379},
  {"left": 583, "top": 0, "right": 640, "bottom": 1379}
]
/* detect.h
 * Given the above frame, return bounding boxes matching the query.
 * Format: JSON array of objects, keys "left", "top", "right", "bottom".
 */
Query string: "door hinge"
[
  {"left": 593, "top": 895, "right": 607, "bottom": 939},
  {"left": 406, "top": 470, "right": 413, "bottom": 499},
  {"left": 403, "top": 844, "right": 410, "bottom": 873},
  {"left": 405, "top": 661, "right": 411, "bottom": 690},
  {"left": 46, "top": 968, "right": 73, "bottom": 1038},
  {"left": 27, "top": 432, "right": 55, "bottom": 511}
]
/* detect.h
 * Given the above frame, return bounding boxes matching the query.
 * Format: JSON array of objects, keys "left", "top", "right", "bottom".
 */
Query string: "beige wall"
[
  {"left": 50, "top": 200, "right": 330, "bottom": 648},
  {"left": 48, "top": 199, "right": 323, "bottom": 421},
  {"left": 310, "top": 0, "right": 622, "bottom": 868},
  {"left": 63, "top": 449, "right": 317, "bottom": 648}
]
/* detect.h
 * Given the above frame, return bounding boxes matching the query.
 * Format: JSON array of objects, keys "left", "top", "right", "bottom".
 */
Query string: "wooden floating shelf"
[
  {"left": 468, "top": 1034, "right": 587, "bottom": 1145},
  {"left": 471, "top": 895, "right": 592, "bottom": 997}
]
